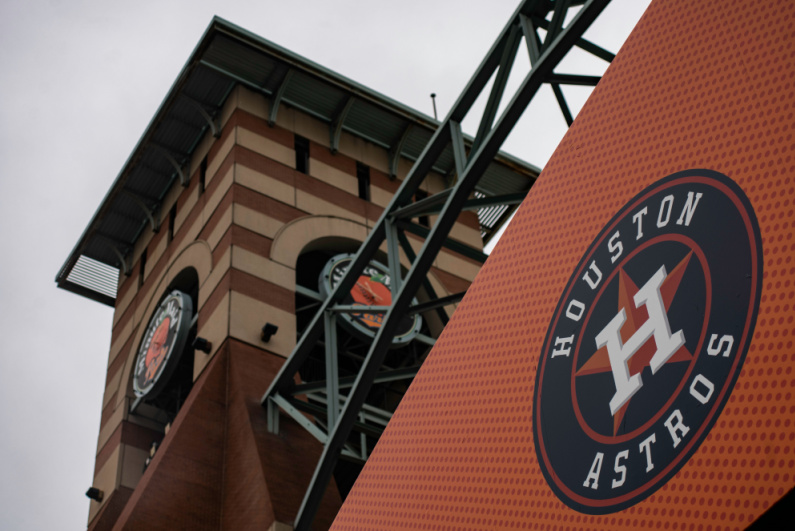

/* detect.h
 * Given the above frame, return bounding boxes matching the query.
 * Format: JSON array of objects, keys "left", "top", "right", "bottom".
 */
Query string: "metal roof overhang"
[{"left": 56, "top": 17, "right": 540, "bottom": 306}]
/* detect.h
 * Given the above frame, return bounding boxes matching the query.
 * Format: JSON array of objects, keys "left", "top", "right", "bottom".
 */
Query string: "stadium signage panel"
[{"left": 533, "top": 170, "right": 762, "bottom": 513}]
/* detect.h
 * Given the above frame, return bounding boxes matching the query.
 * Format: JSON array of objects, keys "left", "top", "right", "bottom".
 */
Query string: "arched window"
[
  {"left": 129, "top": 267, "right": 199, "bottom": 429},
  {"left": 293, "top": 239, "right": 436, "bottom": 499}
]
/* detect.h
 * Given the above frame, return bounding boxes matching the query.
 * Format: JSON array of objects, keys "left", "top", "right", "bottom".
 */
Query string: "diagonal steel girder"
[{"left": 260, "top": 0, "right": 612, "bottom": 528}]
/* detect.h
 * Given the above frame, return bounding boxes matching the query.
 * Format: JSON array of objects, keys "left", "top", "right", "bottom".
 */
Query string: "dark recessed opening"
[
  {"left": 199, "top": 156, "right": 207, "bottom": 195},
  {"left": 138, "top": 249, "right": 147, "bottom": 289},
  {"left": 357, "top": 162, "right": 370, "bottom": 201},
  {"left": 414, "top": 188, "right": 429, "bottom": 227},
  {"left": 295, "top": 135, "right": 310, "bottom": 174},
  {"left": 167, "top": 204, "right": 177, "bottom": 243}
]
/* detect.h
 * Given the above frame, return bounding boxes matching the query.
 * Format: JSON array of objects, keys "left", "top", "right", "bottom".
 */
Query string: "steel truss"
[{"left": 260, "top": 0, "right": 614, "bottom": 528}]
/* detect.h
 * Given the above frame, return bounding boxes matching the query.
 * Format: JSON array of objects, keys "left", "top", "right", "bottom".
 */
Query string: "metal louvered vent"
[
  {"left": 66, "top": 255, "right": 119, "bottom": 301},
  {"left": 474, "top": 190, "right": 511, "bottom": 239}
]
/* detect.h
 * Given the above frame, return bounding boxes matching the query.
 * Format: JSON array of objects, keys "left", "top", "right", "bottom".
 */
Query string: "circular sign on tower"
[
  {"left": 533, "top": 170, "right": 762, "bottom": 513},
  {"left": 319, "top": 253, "right": 422, "bottom": 347},
  {"left": 133, "top": 290, "right": 193, "bottom": 399}
]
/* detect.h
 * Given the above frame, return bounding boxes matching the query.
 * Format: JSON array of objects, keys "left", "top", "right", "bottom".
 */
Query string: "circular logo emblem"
[
  {"left": 533, "top": 170, "right": 762, "bottom": 513},
  {"left": 319, "top": 253, "right": 422, "bottom": 346},
  {"left": 133, "top": 290, "right": 193, "bottom": 398}
]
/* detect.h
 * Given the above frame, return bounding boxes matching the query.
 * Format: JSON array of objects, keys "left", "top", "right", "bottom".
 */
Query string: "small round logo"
[
  {"left": 319, "top": 254, "right": 422, "bottom": 346},
  {"left": 133, "top": 290, "right": 193, "bottom": 398},
  {"left": 533, "top": 170, "right": 762, "bottom": 513}
]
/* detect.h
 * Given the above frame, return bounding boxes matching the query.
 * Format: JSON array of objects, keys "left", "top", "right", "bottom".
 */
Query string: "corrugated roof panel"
[
  {"left": 344, "top": 100, "right": 405, "bottom": 148},
  {"left": 402, "top": 128, "right": 434, "bottom": 161},
  {"left": 168, "top": 98, "right": 209, "bottom": 132},
  {"left": 83, "top": 239, "right": 123, "bottom": 267},
  {"left": 477, "top": 161, "right": 533, "bottom": 197},
  {"left": 203, "top": 33, "right": 275, "bottom": 87},
  {"left": 183, "top": 66, "right": 237, "bottom": 105},
  {"left": 100, "top": 203, "right": 144, "bottom": 243},
  {"left": 124, "top": 165, "right": 168, "bottom": 203},
  {"left": 435, "top": 145, "right": 455, "bottom": 175},
  {"left": 285, "top": 70, "right": 345, "bottom": 121},
  {"left": 153, "top": 122, "right": 200, "bottom": 159}
]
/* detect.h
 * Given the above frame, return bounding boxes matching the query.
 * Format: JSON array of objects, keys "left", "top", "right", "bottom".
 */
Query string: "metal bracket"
[
  {"left": 268, "top": 69, "right": 293, "bottom": 126},
  {"left": 122, "top": 190, "right": 161, "bottom": 233},
  {"left": 181, "top": 94, "right": 220, "bottom": 138},
  {"left": 111, "top": 246, "right": 131, "bottom": 276},
  {"left": 92, "top": 231, "right": 132, "bottom": 276},
  {"left": 330, "top": 96, "right": 356, "bottom": 154},
  {"left": 388, "top": 124, "right": 413, "bottom": 180},
  {"left": 151, "top": 144, "right": 189, "bottom": 187}
]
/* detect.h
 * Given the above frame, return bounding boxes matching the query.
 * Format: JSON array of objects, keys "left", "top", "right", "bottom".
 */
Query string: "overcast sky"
[{"left": 0, "top": 1, "right": 649, "bottom": 529}]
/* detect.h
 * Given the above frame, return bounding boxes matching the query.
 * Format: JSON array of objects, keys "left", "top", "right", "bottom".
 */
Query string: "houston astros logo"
[{"left": 533, "top": 170, "right": 762, "bottom": 514}]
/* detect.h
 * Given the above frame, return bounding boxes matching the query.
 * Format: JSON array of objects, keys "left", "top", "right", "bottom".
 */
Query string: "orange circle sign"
[{"left": 133, "top": 290, "right": 193, "bottom": 398}]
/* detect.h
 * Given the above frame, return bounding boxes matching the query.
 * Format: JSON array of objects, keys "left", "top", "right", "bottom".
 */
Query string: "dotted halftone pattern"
[{"left": 332, "top": 0, "right": 794, "bottom": 529}]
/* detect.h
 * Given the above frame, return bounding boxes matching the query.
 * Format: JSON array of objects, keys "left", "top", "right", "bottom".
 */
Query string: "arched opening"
[
  {"left": 129, "top": 267, "right": 199, "bottom": 430},
  {"left": 293, "top": 238, "right": 436, "bottom": 499}
]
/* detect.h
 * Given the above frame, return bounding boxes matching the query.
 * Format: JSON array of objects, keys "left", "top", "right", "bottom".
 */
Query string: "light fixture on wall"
[
  {"left": 85, "top": 487, "right": 104, "bottom": 502},
  {"left": 193, "top": 337, "right": 212, "bottom": 353},
  {"left": 144, "top": 441, "right": 159, "bottom": 470},
  {"left": 261, "top": 323, "right": 279, "bottom": 342}
]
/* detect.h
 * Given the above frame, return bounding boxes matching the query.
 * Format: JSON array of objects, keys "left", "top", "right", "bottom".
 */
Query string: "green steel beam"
[
  {"left": 389, "top": 189, "right": 452, "bottom": 219},
  {"left": 398, "top": 220, "right": 489, "bottom": 264},
  {"left": 407, "top": 291, "right": 466, "bottom": 316},
  {"left": 396, "top": 229, "right": 449, "bottom": 327},
  {"left": 450, "top": 120, "right": 467, "bottom": 177},
  {"left": 543, "top": 0, "right": 572, "bottom": 52},
  {"left": 547, "top": 73, "right": 602, "bottom": 86},
  {"left": 285, "top": 396, "right": 387, "bottom": 439},
  {"left": 552, "top": 83, "right": 574, "bottom": 126},
  {"left": 532, "top": 15, "right": 616, "bottom": 62},
  {"left": 260, "top": 2, "right": 613, "bottom": 529},
  {"left": 472, "top": 24, "right": 522, "bottom": 156},
  {"left": 292, "top": 365, "right": 422, "bottom": 394}
]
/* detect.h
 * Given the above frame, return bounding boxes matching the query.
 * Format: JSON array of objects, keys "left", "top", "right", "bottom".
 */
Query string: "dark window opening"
[
  {"left": 138, "top": 249, "right": 147, "bottom": 289},
  {"left": 199, "top": 156, "right": 207, "bottom": 195},
  {"left": 295, "top": 135, "right": 310, "bottom": 174},
  {"left": 168, "top": 204, "right": 177, "bottom": 243},
  {"left": 357, "top": 162, "right": 370, "bottom": 201},
  {"left": 414, "top": 188, "right": 429, "bottom": 227}
]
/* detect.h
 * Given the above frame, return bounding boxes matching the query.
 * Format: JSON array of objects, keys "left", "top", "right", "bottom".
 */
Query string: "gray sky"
[{"left": 0, "top": 1, "right": 649, "bottom": 529}]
